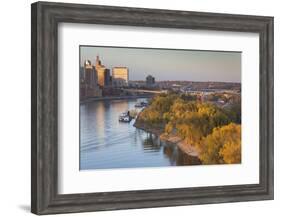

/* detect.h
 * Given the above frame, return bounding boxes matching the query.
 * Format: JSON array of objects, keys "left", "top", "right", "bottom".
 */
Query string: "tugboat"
[{"left": 119, "top": 111, "right": 132, "bottom": 123}]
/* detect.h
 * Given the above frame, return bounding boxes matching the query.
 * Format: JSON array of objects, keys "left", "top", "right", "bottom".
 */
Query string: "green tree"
[{"left": 225, "top": 103, "right": 241, "bottom": 124}]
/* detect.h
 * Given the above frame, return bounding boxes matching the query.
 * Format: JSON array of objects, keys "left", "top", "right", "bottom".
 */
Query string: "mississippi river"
[{"left": 80, "top": 98, "right": 200, "bottom": 170}]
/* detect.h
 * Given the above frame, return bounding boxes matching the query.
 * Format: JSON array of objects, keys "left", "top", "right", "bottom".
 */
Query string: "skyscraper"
[
  {"left": 112, "top": 67, "right": 129, "bottom": 87},
  {"left": 146, "top": 75, "right": 155, "bottom": 87},
  {"left": 95, "top": 56, "right": 111, "bottom": 87},
  {"left": 84, "top": 60, "right": 96, "bottom": 86},
  {"left": 80, "top": 60, "right": 102, "bottom": 98}
]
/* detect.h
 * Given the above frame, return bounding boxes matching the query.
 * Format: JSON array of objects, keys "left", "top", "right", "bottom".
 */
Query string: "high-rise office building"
[
  {"left": 80, "top": 60, "right": 102, "bottom": 98},
  {"left": 112, "top": 67, "right": 129, "bottom": 87},
  {"left": 146, "top": 75, "right": 155, "bottom": 87},
  {"left": 95, "top": 56, "right": 111, "bottom": 87}
]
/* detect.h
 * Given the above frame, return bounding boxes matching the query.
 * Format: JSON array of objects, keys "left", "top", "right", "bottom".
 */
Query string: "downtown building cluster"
[{"left": 80, "top": 56, "right": 129, "bottom": 99}]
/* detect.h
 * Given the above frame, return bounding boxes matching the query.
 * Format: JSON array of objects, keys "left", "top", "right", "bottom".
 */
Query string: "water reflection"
[
  {"left": 163, "top": 145, "right": 201, "bottom": 166},
  {"left": 142, "top": 133, "right": 161, "bottom": 152},
  {"left": 80, "top": 98, "right": 201, "bottom": 170}
]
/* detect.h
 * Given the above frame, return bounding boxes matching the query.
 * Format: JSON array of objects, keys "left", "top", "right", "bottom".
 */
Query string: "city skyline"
[{"left": 80, "top": 46, "right": 241, "bottom": 83}]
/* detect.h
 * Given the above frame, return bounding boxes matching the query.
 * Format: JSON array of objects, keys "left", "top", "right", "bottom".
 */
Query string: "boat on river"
[{"left": 119, "top": 112, "right": 132, "bottom": 123}]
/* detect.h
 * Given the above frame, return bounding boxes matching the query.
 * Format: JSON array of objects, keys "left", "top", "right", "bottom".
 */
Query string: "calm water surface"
[{"left": 80, "top": 98, "right": 200, "bottom": 170}]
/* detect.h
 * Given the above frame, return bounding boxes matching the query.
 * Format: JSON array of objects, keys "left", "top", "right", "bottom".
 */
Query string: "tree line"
[{"left": 137, "top": 93, "right": 241, "bottom": 164}]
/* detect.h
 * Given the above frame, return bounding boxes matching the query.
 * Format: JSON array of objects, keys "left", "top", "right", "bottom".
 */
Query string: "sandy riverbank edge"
[{"left": 133, "top": 121, "right": 199, "bottom": 157}]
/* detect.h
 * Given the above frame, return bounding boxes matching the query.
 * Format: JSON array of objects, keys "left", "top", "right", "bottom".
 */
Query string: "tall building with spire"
[
  {"left": 95, "top": 56, "right": 110, "bottom": 87},
  {"left": 80, "top": 55, "right": 130, "bottom": 99},
  {"left": 80, "top": 60, "right": 102, "bottom": 99},
  {"left": 84, "top": 60, "right": 96, "bottom": 86}
]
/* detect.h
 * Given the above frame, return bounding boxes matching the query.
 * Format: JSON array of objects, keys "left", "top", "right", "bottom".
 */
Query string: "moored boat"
[{"left": 119, "top": 112, "right": 132, "bottom": 122}]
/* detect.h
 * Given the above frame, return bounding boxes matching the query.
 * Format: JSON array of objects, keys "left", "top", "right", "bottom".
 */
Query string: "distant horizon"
[{"left": 80, "top": 46, "right": 241, "bottom": 83}]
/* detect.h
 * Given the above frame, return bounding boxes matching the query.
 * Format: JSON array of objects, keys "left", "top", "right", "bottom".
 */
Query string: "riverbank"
[
  {"left": 133, "top": 120, "right": 164, "bottom": 136},
  {"left": 80, "top": 95, "right": 153, "bottom": 104},
  {"left": 160, "top": 134, "right": 199, "bottom": 157},
  {"left": 134, "top": 120, "right": 200, "bottom": 157}
]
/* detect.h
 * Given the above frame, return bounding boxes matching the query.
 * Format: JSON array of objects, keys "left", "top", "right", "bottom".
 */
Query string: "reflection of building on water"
[
  {"left": 95, "top": 102, "right": 106, "bottom": 139},
  {"left": 112, "top": 100, "right": 130, "bottom": 116}
]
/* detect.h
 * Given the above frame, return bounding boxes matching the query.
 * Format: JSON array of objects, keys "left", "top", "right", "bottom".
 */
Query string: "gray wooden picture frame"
[{"left": 31, "top": 1, "right": 274, "bottom": 215}]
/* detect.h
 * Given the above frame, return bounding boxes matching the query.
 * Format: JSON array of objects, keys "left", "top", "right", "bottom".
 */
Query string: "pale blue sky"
[{"left": 80, "top": 46, "right": 241, "bottom": 82}]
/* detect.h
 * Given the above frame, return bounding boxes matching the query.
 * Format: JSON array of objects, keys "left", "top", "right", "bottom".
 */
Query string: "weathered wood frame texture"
[{"left": 31, "top": 1, "right": 274, "bottom": 215}]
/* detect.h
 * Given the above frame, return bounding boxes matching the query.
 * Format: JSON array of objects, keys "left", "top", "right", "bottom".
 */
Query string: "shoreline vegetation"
[
  {"left": 134, "top": 121, "right": 199, "bottom": 157},
  {"left": 133, "top": 92, "right": 241, "bottom": 165}
]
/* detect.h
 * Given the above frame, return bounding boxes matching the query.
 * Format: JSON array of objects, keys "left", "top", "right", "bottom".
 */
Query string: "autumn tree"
[
  {"left": 199, "top": 123, "right": 241, "bottom": 164},
  {"left": 219, "top": 140, "right": 241, "bottom": 164},
  {"left": 136, "top": 93, "right": 241, "bottom": 165},
  {"left": 225, "top": 102, "right": 241, "bottom": 124},
  {"left": 164, "top": 122, "right": 174, "bottom": 134},
  {"left": 150, "top": 94, "right": 177, "bottom": 114},
  {"left": 138, "top": 108, "right": 162, "bottom": 126}
]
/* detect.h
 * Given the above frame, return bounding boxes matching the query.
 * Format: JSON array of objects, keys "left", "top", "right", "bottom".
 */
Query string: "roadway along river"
[{"left": 80, "top": 98, "right": 200, "bottom": 170}]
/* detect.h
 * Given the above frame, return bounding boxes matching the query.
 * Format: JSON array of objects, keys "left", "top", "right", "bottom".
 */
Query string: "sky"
[{"left": 80, "top": 46, "right": 241, "bottom": 83}]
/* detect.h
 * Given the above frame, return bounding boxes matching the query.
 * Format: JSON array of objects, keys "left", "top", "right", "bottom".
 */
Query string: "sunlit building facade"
[
  {"left": 112, "top": 67, "right": 129, "bottom": 87},
  {"left": 95, "top": 56, "right": 111, "bottom": 87}
]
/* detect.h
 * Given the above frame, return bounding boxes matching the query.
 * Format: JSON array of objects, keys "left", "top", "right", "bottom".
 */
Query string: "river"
[{"left": 80, "top": 98, "right": 200, "bottom": 170}]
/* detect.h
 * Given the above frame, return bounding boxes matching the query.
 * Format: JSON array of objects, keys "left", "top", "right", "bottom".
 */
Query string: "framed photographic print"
[{"left": 31, "top": 1, "right": 274, "bottom": 215}]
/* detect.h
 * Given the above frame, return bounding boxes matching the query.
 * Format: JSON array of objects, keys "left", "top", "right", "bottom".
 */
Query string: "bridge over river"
[{"left": 121, "top": 88, "right": 167, "bottom": 94}]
